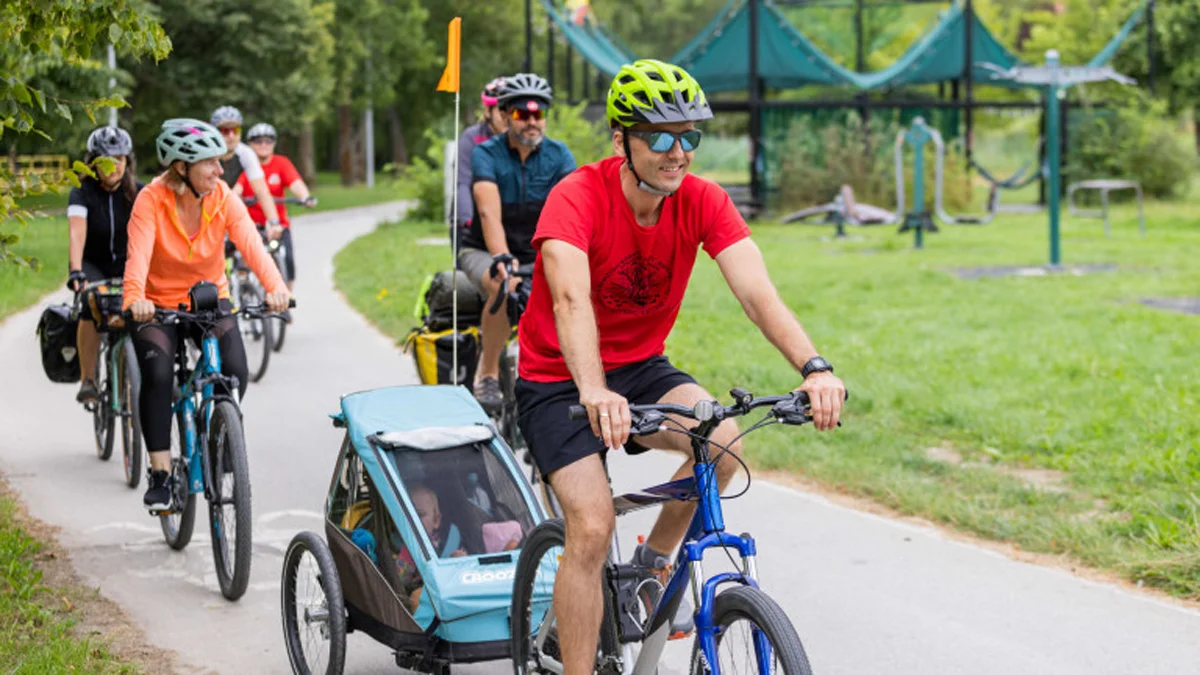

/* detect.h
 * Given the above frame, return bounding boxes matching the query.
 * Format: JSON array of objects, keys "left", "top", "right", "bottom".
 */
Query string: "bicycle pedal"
[
  {"left": 668, "top": 629, "right": 693, "bottom": 641},
  {"left": 148, "top": 508, "right": 174, "bottom": 517}
]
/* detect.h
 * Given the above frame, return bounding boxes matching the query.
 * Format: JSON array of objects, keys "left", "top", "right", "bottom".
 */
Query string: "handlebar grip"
[{"left": 567, "top": 405, "right": 588, "bottom": 421}]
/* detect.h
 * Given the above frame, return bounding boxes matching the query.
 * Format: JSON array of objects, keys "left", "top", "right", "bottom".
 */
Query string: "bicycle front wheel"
[
  {"left": 119, "top": 339, "right": 143, "bottom": 488},
  {"left": 690, "top": 586, "right": 812, "bottom": 675},
  {"left": 207, "top": 400, "right": 252, "bottom": 601},
  {"left": 239, "top": 285, "right": 273, "bottom": 383},
  {"left": 511, "top": 519, "right": 566, "bottom": 675}
]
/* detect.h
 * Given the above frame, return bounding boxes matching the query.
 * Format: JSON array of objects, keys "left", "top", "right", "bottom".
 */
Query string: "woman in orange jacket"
[{"left": 124, "top": 118, "right": 290, "bottom": 512}]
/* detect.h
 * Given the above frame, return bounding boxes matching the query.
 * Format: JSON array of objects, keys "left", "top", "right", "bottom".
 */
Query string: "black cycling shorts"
[{"left": 515, "top": 355, "right": 697, "bottom": 479}]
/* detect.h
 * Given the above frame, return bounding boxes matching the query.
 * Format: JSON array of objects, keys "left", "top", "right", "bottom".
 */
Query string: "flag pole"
[
  {"left": 436, "top": 17, "right": 464, "bottom": 387},
  {"left": 451, "top": 84, "right": 461, "bottom": 386}
]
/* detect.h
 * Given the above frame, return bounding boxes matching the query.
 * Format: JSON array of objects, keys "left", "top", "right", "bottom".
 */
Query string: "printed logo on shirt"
[
  {"left": 268, "top": 174, "right": 281, "bottom": 186},
  {"left": 599, "top": 252, "right": 671, "bottom": 316}
]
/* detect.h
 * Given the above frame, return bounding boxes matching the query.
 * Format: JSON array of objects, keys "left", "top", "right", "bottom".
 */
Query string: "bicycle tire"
[
  {"left": 240, "top": 285, "right": 273, "bottom": 383},
  {"left": 120, "top": 339, "right": 143, "bottom": 488},
  {"left": 688, "top": 586, "right": 812, "bottom": 675},
  {"left": 512, "top": 518, "right": 566, "bottom": 675},
  {"left": 207, "top": 401, "right": 252, "bottom": 601},
  {"left": 160, "top": 408, "right": 197, "bottom": 550},
  {"left": 271, "top": 246, "right": 288, "bottom": 352},
  {"left": 93, "top": 355, "right": 115, "bottom": 461},
  {"left": 281, "top": 531, "right": 346, "bottom": 675}
]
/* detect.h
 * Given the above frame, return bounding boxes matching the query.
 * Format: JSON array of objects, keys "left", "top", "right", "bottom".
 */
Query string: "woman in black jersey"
[{"left": 66, "top": 126, "right": 143, "bottom": 403}]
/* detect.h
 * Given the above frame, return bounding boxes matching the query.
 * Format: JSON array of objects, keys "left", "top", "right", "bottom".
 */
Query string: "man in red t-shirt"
[
  {"left": 516, "top": 60, "right": 846, "bottom": 674},
  {"left": 235, "top": 122, "right": 315, "bottom": 290}
]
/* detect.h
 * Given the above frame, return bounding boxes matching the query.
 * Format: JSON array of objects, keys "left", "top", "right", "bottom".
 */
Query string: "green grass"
[
  {"left": 0, "top": 217, "right": 68, "bottom": 320},
  {"left": 307, "top": 170, "right": 415, "bottom": 214},
  {"left": 0, "top": 489, "right": 137, "bottom": 673},
  {"left": 335, "top": 203, "right": 1200, "bottom": 599}
]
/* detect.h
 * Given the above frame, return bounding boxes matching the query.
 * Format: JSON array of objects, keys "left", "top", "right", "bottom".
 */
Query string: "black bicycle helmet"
[
  {"left": 496, "top": 73, "right": 553, "bottom": 108},
  {"left": 86, "top": 126, "right": 134, "bottom": 157}
]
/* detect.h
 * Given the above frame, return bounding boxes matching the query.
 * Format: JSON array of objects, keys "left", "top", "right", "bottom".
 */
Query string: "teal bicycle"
[
  {"left": 136, "top": 284, "right": 293, "bottom": 601},
  {"left": 78, "top": 279, "right": 144, "bottom": 489}
]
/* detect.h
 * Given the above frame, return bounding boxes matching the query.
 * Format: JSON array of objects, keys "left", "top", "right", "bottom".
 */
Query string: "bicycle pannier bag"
[
  {"left": 36, "top": 304, "right": 80, "bottom": 383},
  {"left": 403, "top": 325, "right": 480, "bottom": 387}
]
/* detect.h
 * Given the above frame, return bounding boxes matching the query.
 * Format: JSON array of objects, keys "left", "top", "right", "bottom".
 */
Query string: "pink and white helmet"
[{"left": 481, "top": 77, "right": 507, "bottom": 108}]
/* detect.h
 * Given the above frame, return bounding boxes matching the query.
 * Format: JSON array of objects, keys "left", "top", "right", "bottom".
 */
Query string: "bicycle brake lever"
[{"left": 632, "top": 410, "right": 666, "bottom": 436}]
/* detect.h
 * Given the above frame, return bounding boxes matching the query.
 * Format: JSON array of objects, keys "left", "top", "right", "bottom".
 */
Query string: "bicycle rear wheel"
[
  {"left": 119, "top": 339, "right": 143, "bottom": 488},
  {"left": 207, "top": 400, "right": 252, "bottom": 601},
  {"left": 689, "top": 586, "right": 812, "bottom": 675},
  {"left": 160, "top": 408, "right": 197, "bottom": 550},
  {"left": 239, "top": 285, "right": 273, "bottom": 382},
  {"left": 282, "top": 531, "right": 346, "bottom": 675}
]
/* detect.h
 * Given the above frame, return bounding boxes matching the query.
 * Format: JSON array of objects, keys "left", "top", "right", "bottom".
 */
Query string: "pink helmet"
[{"left": 481, "top": 77, "right": 507, "bottom": 107}]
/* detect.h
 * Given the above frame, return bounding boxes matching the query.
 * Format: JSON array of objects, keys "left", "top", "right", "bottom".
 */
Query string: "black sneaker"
[
  {"left": 144, "top": 469, "right": 172, "bottom": 512},
  {"left": 76, "top": 379, "right": 99, "bottom": 404},
  {"left": 632, "top": 543, "right": 695, "bottom": 639},
  {"left": 473, "top": 376, "right": 503, "bottom": 412}
]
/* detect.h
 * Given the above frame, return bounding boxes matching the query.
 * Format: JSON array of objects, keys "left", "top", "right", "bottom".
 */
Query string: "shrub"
[
  {"left": 1068, "top": 104, "right": 1194, "bottom": 200},
  {"left": 547, "top": 101, "right": 612, "bottom": 166},
  {"left": 773, "top": 113, "right": 974, "bottom": 215}
]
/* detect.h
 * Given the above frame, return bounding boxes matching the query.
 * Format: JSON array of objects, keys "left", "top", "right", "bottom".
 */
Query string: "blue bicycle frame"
[
  {"left": 620, "top": 460, "right": 769, "bottom": 675},
  {"left": 174, "top": 333, "right": 225, "bottom": 498}
]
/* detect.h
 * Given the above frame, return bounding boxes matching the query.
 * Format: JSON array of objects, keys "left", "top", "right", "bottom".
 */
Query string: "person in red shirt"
[
  {"left": 234, "top": 122, "right": 314, "bottom": 291},
  {"left": 515, "top": 60, "right": 847, "bottom": 675}
]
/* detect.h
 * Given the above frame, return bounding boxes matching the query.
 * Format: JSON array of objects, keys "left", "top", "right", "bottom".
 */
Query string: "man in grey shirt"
[{"left": 453, "top": 77, "right": 509, "bottom": 247}]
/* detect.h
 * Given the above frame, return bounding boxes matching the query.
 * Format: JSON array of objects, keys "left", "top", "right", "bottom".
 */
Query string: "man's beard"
[{"left": 511, "top": 128, "right": 543, "bottom": 148}]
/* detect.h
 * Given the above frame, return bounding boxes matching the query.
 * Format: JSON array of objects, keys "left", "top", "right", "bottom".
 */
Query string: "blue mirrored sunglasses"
[{"left": 627, "top": 129, "right": 703, "bottom": 153}]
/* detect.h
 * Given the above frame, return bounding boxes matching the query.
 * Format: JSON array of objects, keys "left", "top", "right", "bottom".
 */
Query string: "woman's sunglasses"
[
  {"left": 627, "top": 129, "right": 703, "bottom": 153},
  {"left": 510, "top": 109, "right": 545, "bottom": 122}
]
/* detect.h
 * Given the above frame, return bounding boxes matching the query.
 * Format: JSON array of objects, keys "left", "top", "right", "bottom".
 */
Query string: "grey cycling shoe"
[
  {"left": 474, "top": 376, "right": 503, "bottom": 412},
  {"left": 632, "top": 543, "right": 695, "bottom": 638}
]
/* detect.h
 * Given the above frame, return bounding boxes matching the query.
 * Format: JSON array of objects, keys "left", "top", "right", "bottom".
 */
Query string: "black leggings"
[{"left": 132, "top": 306, "right": 249, "bottom": 452}]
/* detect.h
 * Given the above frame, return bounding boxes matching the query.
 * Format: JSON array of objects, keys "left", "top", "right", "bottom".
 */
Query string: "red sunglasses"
[{"left": 510, "top": 109, "right": 544, "bottom": 122}]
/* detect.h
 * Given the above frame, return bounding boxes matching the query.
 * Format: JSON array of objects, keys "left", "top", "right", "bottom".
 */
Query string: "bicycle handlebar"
[
  {"left": 242, "top": 196, "right": 317, "bottom": 207},
  {"left": 567, "top": 388, "right": 841, "bottom": 435},
  {"left": 123, "top": 298, "right": 296, "bottom": 325},
  {"left": 487, "top": 263, "right": 535, "bottom": 316}
]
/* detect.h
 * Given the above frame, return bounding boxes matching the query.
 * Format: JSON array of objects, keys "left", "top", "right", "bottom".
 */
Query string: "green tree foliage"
[
  {"left": 1, "top": 0, "right": 170, "bottom": 267},
  {"left": 126, "top": 0, "right": 335, "bottom": 144}
]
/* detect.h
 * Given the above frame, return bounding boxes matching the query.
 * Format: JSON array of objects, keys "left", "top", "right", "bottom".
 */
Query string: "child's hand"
[
  {"left": 451, "top": 548, "right": 468, "bottom": 558},
  {"left": 503, "top": 539, "right": 520, "bottom": 552}
]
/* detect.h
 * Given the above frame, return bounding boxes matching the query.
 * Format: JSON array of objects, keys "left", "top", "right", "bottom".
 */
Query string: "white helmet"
[{"left": 246, "top": 123, "right": 277, "bottom": 141}]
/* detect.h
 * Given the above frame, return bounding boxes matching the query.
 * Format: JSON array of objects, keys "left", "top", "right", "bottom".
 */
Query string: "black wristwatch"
[{"left": 801, "top": 356, "right": 834, "bottom": 379}]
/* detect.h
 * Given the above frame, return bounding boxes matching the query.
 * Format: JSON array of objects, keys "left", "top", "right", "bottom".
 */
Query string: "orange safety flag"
[{"left": 436, "top": 17, "right": 462, "bottom": 93}]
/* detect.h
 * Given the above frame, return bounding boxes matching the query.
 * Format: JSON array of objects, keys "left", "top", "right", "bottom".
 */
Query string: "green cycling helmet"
[
  {"left": 156, "top": 118, "right": 227, "bottom": 166},
  {"left": 606, "top": 59, "right": 712, "bottom": 129}
]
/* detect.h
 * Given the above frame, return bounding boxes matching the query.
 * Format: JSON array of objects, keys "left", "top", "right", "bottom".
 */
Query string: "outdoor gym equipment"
[
  {"left": 780, "top": 184, "right": 896, "bottom": 236},
  {"left": 1067, "top": 179, "right": 1146, "bottom": 237},
  {"left": 982, "top": 50, "right": 1135, "bottom": 266},
  {"left": 894, "top": 117, "right": 999, "bottom": 249}
]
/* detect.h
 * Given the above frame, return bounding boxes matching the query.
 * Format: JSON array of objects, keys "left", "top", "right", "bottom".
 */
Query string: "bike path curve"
[{"left": 1, "top": 201, "right": 1198, "bottom": 674}]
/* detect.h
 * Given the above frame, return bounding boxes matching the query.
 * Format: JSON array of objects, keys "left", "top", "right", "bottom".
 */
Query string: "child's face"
[{"left": 412, "top": 490, "right": 442, "bottom": 543}]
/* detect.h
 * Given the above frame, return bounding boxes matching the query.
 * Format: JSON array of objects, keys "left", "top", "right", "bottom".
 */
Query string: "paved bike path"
[{"left": 2, "top": 201, "right": 1199, "bottom": 674}]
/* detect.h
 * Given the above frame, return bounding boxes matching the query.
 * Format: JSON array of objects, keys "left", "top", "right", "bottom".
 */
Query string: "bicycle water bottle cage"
[
  {"left": 607, "top": 563, "right": 660, "bottom": 644},
  {"left": 189, "top": 281, "right": 220, "bottom": 312}
]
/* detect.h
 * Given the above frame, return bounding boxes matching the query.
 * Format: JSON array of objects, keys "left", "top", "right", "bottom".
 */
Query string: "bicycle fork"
[{"left": 630, "top": 462, "right": 765, "bottom": 675}]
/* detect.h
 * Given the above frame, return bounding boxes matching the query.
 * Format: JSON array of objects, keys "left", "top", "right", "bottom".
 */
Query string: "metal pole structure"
[
  {"left": 107, "top": 44, "right": 117, "bottom": 127},
  {"left": 748, "top": 0, "right": 762, "bottom": 213},
  {"left": 365, "top": 54, "right": 374, "bottom": 188},
  {"left": 582, "top": 60, "right": 590, "bottom": 102},
  {"left": 1147, "top": 0, "right": 1156, "bottom": 91},
  {"left": 1038, "top": 101, "right": 1047, "bottom": 206},
  {"left": 964, "top": 0, "right": 975, "bottom": 170},
  {"left": 1045, "top": 50, "right": 1062, "bottom": 267},
  {"left": 855, "top": 0, "right": 868, "bottom": 128},
  {"left": 547, "top": 14, "right": 556, "bottom": 91},
  {"left": 524, "top": 0, "right": 533, "bottom": 72}
]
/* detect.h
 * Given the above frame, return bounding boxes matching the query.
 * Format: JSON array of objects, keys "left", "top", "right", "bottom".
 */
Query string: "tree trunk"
[
  {"left": 299, "top": 121, "right": 316, "bottom": 185},
  {"left": 338, "top": 103, "right": 354, "bottom": 186},
  {"left": 387, "top": 105, "right": 408, "bottom": 171},
  {"left": 1194, "top": 107, "right": 1200, "bottom": 156}
]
